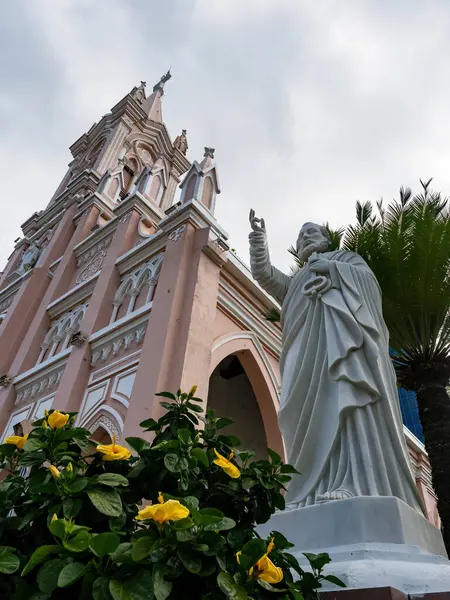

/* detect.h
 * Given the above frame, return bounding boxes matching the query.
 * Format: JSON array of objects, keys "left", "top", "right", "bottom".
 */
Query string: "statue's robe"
[{"left": 249, "top": 233, "right": 423, "bottom": 512}]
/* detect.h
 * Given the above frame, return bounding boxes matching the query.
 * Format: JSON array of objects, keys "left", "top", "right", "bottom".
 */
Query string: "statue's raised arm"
[{"left": 248, "top": 209, "right": 291, "bottom": 304}]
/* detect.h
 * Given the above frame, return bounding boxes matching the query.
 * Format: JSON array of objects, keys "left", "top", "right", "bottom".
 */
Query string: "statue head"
[{"left": 296, "top": 222, "right": 331, "bottom": 261}]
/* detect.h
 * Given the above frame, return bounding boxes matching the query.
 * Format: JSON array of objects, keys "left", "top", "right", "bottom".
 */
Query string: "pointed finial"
[
  {"left": 204, "top": 147, "right": 215, "bottom": 158},
  {"left": 173, "top": 129, "right": 188, "bottom": 155},
  {"left": 153, "top": 69, "right": 172, "bottom": 94}
]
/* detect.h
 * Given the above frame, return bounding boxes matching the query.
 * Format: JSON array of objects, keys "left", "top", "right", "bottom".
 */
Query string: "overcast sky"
[{"left": 2, "top": 0, "right": 450, "bottom": 272}]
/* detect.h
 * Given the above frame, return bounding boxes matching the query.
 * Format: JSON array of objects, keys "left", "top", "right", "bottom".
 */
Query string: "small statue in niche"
[
  {"left": 16, "top": 242, "right": 41, "bottom": 275},
  {"left": 173, "top": 129, "right": 188, "bottom": 155}
]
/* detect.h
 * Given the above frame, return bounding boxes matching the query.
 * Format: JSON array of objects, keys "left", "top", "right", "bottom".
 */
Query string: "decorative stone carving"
[
  {"left": 15, "top": 366, "right": 65, "bottom": 406},
  {"left": 70, "top": 331, "right": 88, "bottom": 347},
  {"left": 89, "top": 415, "right": 120, "bottom": 441},
  {"left": 77, "top": 235, "right": 112, "bottom": 268},
  {"left": 0, "top": 375, "right": 12, "bottom": 388},
  {"left": 168, "top": 224, "right": 187, "bottom": 242},
  {"left": 76, "top": 235, "right": 112, "bottom": 285},
  {"left": 91, "top": 323, "right": 147, "bottom": 366}
]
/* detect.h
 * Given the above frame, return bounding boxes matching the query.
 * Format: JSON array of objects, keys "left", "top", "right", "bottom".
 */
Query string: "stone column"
[
  {"left": 122, "top": 225, "right": 223, "bottom": 439},
  {"left": 52, "top": 211, "right": 141, "bottom": 414},
  {"left": 0, "top": 203, "right": 78, "bottom": 375},
  {"left": 0, "top": 205, "right": 100, "bottom": 434}
]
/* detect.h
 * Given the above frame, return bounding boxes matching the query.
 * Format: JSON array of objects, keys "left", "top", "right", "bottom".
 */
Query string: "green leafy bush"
[{"left": 0, "top": 388, "right": 343, "bottom": 599}]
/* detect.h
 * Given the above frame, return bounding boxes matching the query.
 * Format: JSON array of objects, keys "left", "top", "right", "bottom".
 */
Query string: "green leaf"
[
  {"left": 109, "top": 513, "right": 127, "bottom": 533},
  {"left": 69, "top": 478, "right": 88, "bottom": 493},
  {"left": 155, "top": 392, "right": 176, "bottom": 400},
  {"left": 186, "top": 403, "right": 203, "bottom": 413},
  {"left": 238, "top": 539, "right": 267, "bottom": 571},
  {"left": 192, "top": 507, "right": 223, "bottom": 527},
  {"left": 178, "top": 548, "right": 201, "bottom": 573},
  {"left": 88, "top": 488, "right": 122, "bottom": 517},
  {"left": 96, "top": 473, "right": 129, "bottom": 487},
  {"left": 49, "top": 518, "right": 66, "bottom": 539},
  {"left": 110, "top": 580, "right": 132, "bottom": 600},
  {"left": 163, "top": 453, "right": 182, "bottom": 473},
  {"left": 111, "top": 543, "right": 133, "bottom": 564},
  {"left": 127, "top": 570, "right": 154, "bottom": 600},
  {"left": 323, "top": 574, "right": 346, "bottom": 587},
  {"left": 177, "top": 429, "right": 191, "bottom": 446},
  {"left": 182, "top": 496, "right": 199, "bottom": 511},
  {"left": 93, "top": 577, "right": 110, "bottom": 600},
  {"left": 171, "top": 517, "right": 194, "bottom": 530},
  {"left": 63, "top": 530, "right": 91, "bottom": 553},
  {"left": 217, "top": 572, "right": 248, "bottom": 600},
  {"left": 303, "top": 552, "right": 331, "bottom": 572},
  {"left": 37, "top": 558, "right": 66, "bottom": 593},
  {"left": 268, "top": 449, "right": 282, "bottom": 465},
  {"left": 139, "top": 418, "right": 159, "bottom": 431},
  {"left": 205, "top": 517, "right": 236, "bottom": 532},
  {"left": 21, "top": 545, "right": 61, "bottom": 576},
  {"left": 280, "top": 464, "right": 299, "bottom": 474},
  {"left": 153, "top": 565, "right": 172, "bottom": 600},
  {"left": 63, "top": 498, "right": 82, "bottom": 519},
  {"left": 58, "top": 562, "right": 86, "bottom": 587},
  {"left": 0, "top": 444, "right": 17, "bottom": 457},
  {"left": 0, "top": 552, "right": 19, "bottom": 574},
  {"left": 132, "top": 536, "right": 156, "bottom": 561},
  {"left": 90, "top": 532, "right": 120, "bottom": 557},
  {"left": 270, "top": 531, "right": 294, "bottom": 550},
  {"left": 24, "top": 438, "right": 46, "bottom": 452},
  {"left": 125, "top": 437, "right": 151, "bottom": 453},
  {"left": 191, "top": 447, "right": 209, "bottom": 468}
]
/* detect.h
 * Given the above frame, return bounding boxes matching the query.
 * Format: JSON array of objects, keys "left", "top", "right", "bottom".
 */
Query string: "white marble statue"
[
  {"left": 249, "top": 210, "right": 424, "bottom": 513},
  {"left": 16, "top": 242, "right": 41, "bottom": 276}
]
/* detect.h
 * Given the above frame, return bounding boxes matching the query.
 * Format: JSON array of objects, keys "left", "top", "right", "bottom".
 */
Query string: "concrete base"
[{"left": 257, "top": 496, "right": 450, "bottom": 594}]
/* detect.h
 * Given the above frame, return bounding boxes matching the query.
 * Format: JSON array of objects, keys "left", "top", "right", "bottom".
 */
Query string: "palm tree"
[{"left": 342, "top": 180, "right": 450, "bottom": 551}]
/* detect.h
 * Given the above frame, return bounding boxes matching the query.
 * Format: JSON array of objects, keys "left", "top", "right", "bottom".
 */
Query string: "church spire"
[{"left": 142, "top": 69, "right": 172, "bottom": 123}]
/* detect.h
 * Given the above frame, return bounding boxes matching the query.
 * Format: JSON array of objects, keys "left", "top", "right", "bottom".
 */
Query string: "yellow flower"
[
  {"left": 49, "top": 465, "right": 60, "bottom": 478},
  {"left": 42, "top": 420, "right": 48, "bottom": 430},
  {"left": 136, "top": 492, "right": 190, "bottom": 523},
  {"left": 213, "top": 448, "right": 241, "bottom": 479},
  {"left": 47, "top": 411, "right": 69, "bottom": 430},
  {"left": 237, "top": 538, "right": 283, "bottom": 584},
  {"left": 66, "top": 463, "right": 73, "bottom": 473},
  {"left": 51, "top": 513, "right": 58, "bottom": 522},
  {"left": 96, "top": 435, "right": 131, "bottom": 461},
  {"left": 188, "top": 385, "right": 197, "bottom": 397},
  {"left": 5, "top": 434, "right": 28, "bottom": 450}
]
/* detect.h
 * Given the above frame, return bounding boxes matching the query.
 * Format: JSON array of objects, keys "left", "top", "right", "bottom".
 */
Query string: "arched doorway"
[{"left": 208, "top": 354, "right": 268, "bottom": 459}]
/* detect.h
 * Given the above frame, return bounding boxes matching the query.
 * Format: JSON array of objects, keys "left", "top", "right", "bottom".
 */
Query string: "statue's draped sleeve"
[{"left": 249, "top": 231, "right": 290, "bottom": 304}]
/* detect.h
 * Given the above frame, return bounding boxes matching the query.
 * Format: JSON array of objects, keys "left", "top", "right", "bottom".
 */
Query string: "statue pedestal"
[{"left": 257, "top": 496, "right": 450, "bottom": 595}]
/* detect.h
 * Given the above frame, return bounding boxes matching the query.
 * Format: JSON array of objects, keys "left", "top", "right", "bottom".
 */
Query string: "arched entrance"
[
  {"left": 208, "top": 355, "right": 268, "bottom": 459},
  {"left": 208, "top": 333, "right": 284, "bottom": 459}
]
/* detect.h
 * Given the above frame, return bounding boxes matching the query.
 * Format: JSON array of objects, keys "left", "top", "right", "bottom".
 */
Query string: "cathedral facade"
[{"left": 0, "top": 75, "right": 439, "bottom": 526}]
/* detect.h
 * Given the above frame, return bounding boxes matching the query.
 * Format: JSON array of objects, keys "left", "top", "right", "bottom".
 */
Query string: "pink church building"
[{"left": 0, "top": 74, "right": 439, "bottom": 526}]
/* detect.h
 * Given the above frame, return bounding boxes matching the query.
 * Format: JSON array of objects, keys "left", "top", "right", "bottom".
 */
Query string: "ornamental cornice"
[
  {"left": 160, "top": 198, "right": 228, "bottom": 242},
  {"left": 90, "top": 313, "right": 149, "bottom": 367},
  {"left": 47, "top": 277, "right": 96, "bottom": 320},
  {"left": 0, "top": 270, "right": 31, "bottom": 304},
  {"left": 74, "top": 192, "right": 115, "bottom": 223},
  {"left": 14, "top": 360, "right": 67, "bottom": 407},
  {"left": 112, "top": 190, "right": 164, "bottom": 223},
  {"left": 115, "top": 230, "right": 167, "bottom": 276}
]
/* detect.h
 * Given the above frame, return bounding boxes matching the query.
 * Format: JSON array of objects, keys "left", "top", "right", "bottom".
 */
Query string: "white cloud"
[{"left": 1, "top": 0, "right": 450, "bottom": 273}]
